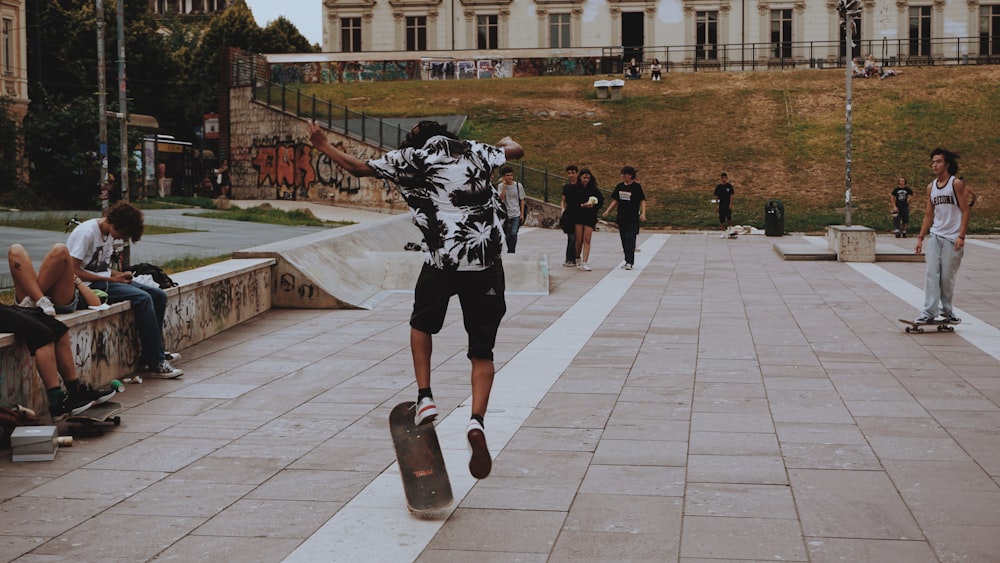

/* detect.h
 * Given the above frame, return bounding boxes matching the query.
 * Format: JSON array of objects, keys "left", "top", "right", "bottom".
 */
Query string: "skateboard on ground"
[
  {"left": 388, "top": 401, "right": 453, "bottom": 513},
  {"left": 898, "top": 318, "right": 960, "bottom": 333},
  {"left": 66, "top": 401, "right": 123, "bottom": 433}
]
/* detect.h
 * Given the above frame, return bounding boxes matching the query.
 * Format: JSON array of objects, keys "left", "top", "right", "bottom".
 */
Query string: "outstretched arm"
[
  {"left": 309, "top": 122, "right": 378, "bottom": 177},
  {"left": 497, "top": 136, "right": 524, "bottom": 161}
]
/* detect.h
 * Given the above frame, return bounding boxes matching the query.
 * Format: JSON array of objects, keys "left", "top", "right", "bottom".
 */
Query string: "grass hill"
[{"left": 297, "top": 65, "right": 1000, "bottom": 233}]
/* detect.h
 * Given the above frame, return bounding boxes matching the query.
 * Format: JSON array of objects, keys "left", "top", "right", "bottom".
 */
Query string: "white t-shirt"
[
  {"left": 367, "top": 135, "right": 507, "bottom": 271},
  {"left": 499, "top": 181, "right": 525, "bottom": 218},
  {"left": 66, "top": 218, "right": 116, "bottom": 282}
]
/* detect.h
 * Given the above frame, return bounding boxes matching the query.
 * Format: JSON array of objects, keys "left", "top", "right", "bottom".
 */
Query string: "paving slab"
[{"left": 1, "top": 228, "right": 1000, "bottom": 561}]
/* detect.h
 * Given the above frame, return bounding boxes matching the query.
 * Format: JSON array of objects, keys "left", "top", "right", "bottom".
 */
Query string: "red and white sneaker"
[
  {"left": 467, "top": 419, "right": 492, "bottom": 479},
  {"left": 414, "top": 396, "right": 437, "bottom": 426}
]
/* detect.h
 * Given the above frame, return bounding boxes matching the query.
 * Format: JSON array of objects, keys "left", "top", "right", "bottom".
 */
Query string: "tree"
[
  {"left": 0, "top": 97, "right": 36, "bottom": 209},
  {"left": 259, "top": 16, "right": 316, "bottom": 54},
  {"left": 21, "top": 0, "right": 316, "bottom": 209}
]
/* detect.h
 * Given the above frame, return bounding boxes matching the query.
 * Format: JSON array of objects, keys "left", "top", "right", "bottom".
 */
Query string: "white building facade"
[{"left": 319, "top": 0, "right": 1000, "bottom": 67}]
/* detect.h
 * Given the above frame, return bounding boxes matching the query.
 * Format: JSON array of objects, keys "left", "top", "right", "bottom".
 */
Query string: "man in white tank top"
[{"left": 913, "top": 147, "right": 971, "bottom": 324}]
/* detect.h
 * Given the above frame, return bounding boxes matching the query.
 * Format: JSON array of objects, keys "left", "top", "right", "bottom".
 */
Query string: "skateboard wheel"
[{"left": 112, "top": 417, "right": 121, "bottom": 426}]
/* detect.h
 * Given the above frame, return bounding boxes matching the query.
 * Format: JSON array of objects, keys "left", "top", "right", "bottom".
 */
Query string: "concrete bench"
[{"left": 0, "top": 258, "right": 275, "bottom": 415}]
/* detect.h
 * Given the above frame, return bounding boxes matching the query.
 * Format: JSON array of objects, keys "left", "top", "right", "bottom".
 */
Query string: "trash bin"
[{"left": 764, "top": 199, "right": 784, "bottom": 236}]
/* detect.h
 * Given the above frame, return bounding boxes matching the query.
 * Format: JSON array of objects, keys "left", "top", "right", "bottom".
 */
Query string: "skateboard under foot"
[
  {"left": 388, "top": 401, "right": 453, "bottom": 513},
  {"left": 65, "top": 401, "right": 123, "bottom": 434},
  {"left": 898, "top": 318, "right": 959, "bottom": 333}
]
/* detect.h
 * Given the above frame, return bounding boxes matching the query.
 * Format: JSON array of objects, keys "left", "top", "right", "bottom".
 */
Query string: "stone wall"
[
  {"left": 0, "top": 259, "right": 273, "bottom": 415},
  {"left": 228, "top": 88, "right": 407, "bottom": 212}
]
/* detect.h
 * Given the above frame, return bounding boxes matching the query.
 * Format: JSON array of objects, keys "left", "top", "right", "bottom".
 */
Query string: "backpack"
[
  {"left": 127, "top": 263, "right": 178, "bottom": 289},
  {"left": 0, "top": 406, "right": 42, "bottom": 449}
]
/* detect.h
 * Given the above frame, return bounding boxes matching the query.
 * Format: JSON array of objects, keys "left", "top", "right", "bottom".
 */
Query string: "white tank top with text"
[{"left": 929, "top": 175, "right": 962, "bottom": 240}]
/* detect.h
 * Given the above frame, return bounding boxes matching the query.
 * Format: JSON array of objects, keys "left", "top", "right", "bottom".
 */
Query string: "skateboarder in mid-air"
[{"left": 309, "top": 121, "right": 524, "bottom": 479}]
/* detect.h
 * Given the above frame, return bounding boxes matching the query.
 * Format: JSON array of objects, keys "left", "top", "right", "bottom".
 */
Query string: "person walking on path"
[
  {"left": 308, "top": 121, "right": 524, "bottom": 479},
  {"left": 66, "top": 202, "right": 183, "bottom": 378},
  {"left": 567, "top": 168, "right": 603, "bottom": 271},
  {"left": 603, "top": 166, "right": 646, "bottom": 270},
  {"left": 714, "top": 172, "right": 735, "bottom": 237},
  {"left": 560, "top": 165, "right": 580, "bottom": 267},
  {"left": 498, "top": 166, "right": 526, "bottom": 253},
  {"left": 913, "top": 147, "right": 971, "bottom": 324},
  {"left": 890, "top": 176, "right": 914, "bottom": 238}
]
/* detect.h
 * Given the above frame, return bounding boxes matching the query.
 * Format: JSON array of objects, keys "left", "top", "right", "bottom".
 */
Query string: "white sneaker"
[
  {"left": 17, "top": 296, "right": 36, "bottom": 308},
  {"left": 720, "top": 232, "right": 727, "bottom": 238},
  {"left": 164, "top": 351, "right": 182, "bottom": 362},
  {"left": 624, "top": 263, "right": 633, "bottom": 270},
  {"left": 581, "top": 263, "right": 592, "bottom": 271},
  {"left": 36, "top": 296, "right": 56, "bottom": 316},
  {"left": 414, "top": 396, "right": 438, "bottom": 426}
]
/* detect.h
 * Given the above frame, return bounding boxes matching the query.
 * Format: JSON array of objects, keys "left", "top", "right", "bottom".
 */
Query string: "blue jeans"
[
  {"left": 91, "top": 280, "right": 167, "bottom": 366},
  {"left": 504, "top": 217, "right": 521, "bottom": 253},
  {"left": 618, "top": 222, "right": 639, "bottom": 265},
  {"left": 921, "top": 234, "right": 964, "bottom": 318}
]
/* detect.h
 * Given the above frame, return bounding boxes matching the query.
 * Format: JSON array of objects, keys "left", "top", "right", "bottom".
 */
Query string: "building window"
[
  {"left": 406, "top": 16, "right": 427, "bottom": 51},
  {"left": 477, "top": 15, "right": 498, "bottom": 49},
  {"left": 909, "top": 6, "right": 931, "bottom": 56},
  {"left": 2, "top": 18, "right": 11, "bottom": 76},
  {"left": 980, "top": 5, "right": 1000, "bottom": 56},
  {"left": 695, "top": 11, "right": 717, "bottom": 60},
  {"left": 550, "top": 14, "right": 570, "bottom": 48},
  {"left": 341, "top": 17, "right": 362, "bottom": 52},
  {"left": 770, "top": 9, "right": 792, "bottom": 58}
]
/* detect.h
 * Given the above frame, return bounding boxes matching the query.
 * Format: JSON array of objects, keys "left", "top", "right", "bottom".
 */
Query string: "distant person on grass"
[
  {"left": 890, "top": 176, "right": 913, "bottom": 238},
  {"left": 714, "top": 172, "right": 735, "bottom": 237},
  {"left": 308, "top": 120, "right": 524, "bottom": 479}
]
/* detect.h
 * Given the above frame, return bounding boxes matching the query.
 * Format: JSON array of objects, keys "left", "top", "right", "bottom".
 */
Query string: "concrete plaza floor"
[{"left": 2, "top": 218, "right": 1000, "bottom": 562}]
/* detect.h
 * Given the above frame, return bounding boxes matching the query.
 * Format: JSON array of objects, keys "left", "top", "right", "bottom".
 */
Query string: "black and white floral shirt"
[{"left": 368, "top": 136, "right": 508, "bottom": 271}]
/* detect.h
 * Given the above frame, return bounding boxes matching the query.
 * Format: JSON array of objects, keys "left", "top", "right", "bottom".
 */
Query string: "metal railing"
[
  {"left": 605, "top": 35, "right": 1000, "bottom": 72},
  {"left": 252, "top": 80, "right": 576, "bottom": 203}
]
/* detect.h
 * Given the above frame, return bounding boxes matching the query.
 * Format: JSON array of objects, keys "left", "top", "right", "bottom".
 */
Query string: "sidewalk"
[{"left": 2, "top": 228, "right": 1000, "bottom": 562}]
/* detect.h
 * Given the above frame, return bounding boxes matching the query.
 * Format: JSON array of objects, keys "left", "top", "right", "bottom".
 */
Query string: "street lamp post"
[{"left": 838, "top": 0, "right": 862, "bottom": 227}]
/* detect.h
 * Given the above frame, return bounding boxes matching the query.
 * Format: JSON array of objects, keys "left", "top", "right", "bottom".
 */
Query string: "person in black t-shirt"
[
  {"left": 603, "top": 166, "right": 646, "bottom": 270},
  {"left": 714, "top": 172, "right": 735, "bottom": 237}
]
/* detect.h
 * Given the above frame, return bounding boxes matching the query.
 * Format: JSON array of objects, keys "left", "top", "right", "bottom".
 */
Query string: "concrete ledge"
[
  {"left": 827, "top": 225, "right": 876, "bottom": 262},
  {"left": 773, "top": 244, "right": 837, "bottom": 260},
  {"left": 0, "top": 258, "right": 274, "bottom": 415}
]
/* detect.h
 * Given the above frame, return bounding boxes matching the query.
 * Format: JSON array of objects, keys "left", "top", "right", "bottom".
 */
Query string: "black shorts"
[
  {"left": 0, "top": 305, "right": 68, "bottom": 355},
  {"left": 410, "top": 262, "right": 506, "bottom": 360},
  {"left": 718, "top": 206, "right": 732, "bottom": 223},
  {"left": 897, "top": 204, "right": 910, "bottom": 224}
]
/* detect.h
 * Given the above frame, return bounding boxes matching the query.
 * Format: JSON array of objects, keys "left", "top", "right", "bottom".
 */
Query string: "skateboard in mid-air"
[
  {"left": 388, "top": 401, "right": 453, "bottom": 513},
  {"left": 898, "top": 318, "right": 960, "bottom": 333}
]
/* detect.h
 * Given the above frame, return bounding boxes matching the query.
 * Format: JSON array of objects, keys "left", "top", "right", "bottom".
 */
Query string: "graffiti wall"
[
  {"left": 228, "top": 87, "right": 400, "bottom": 208},
  {"left": 266, "top": 56, "right": 600, "bottom": 85}
]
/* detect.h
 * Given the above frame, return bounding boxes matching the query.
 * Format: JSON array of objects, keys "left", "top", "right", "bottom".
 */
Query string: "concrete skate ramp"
[{"left": 233, "top": 213, "right": 548, "bottom": 309}]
